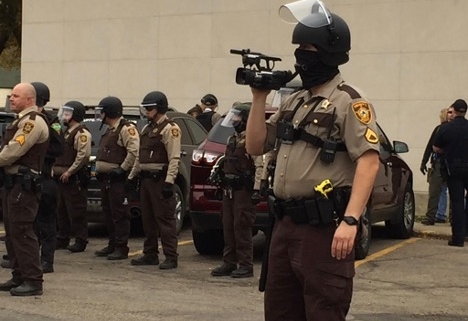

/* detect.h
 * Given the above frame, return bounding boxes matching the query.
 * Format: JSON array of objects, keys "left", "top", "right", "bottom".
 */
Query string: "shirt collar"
[{"left": 18, "top": 105, "right": 38, "bottom": 118}]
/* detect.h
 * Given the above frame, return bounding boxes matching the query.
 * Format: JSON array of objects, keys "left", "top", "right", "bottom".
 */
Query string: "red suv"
[{"left": 190, "top": 89, "right": 415, "bottom": 259}]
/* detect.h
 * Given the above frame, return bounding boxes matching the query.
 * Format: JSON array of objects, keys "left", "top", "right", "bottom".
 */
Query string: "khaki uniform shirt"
[
  {"left": 95, "top": 117, "right": 140, "bottom": 173},
  {"left": 137, "top": 115, "right": 181, "bottom": 184},
  {"left": 0, "top": 106, "right": 49, "bottom": 174},
  {"left": 53, "top": 123, "right": 92, "bottom": 176},
  {"left": 264, "top": 73, "right": 380, "bottom": 200}
]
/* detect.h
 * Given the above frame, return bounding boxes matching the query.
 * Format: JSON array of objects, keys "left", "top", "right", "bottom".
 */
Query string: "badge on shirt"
[
  {"left": 79, "top": 134, "right": 88, "bottom": 143},
  {"left": 320, "top": 99, "right": 331, "bottom": 110},
  {"left": 23, "top": 122, "right": 34, "bottom": 134},
  {"left": 352, "top": 101, "right": 372, "bottom": 124},
  {"left": 128, "top": 127, "right": 136, "bottom": 136},
  {"left": 171, "top": 127, "right": 180, "bottom": 138},
  {"left": 15, "top": 134, "right": 26, "bottom": 146},
  {"left": 365, "top": 128, "right": 379, "bottom": 144}
]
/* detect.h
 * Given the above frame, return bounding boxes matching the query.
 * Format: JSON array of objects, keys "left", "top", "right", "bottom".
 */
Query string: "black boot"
[
  {"left": 56, "top": 238, "right": 70, "bottom": 250},
  {"left": 67, "top": 239, "right": 87, "bottom": 253},
  {"left": 130, "top": 255, "right": 159, "bottom": 266},
  {"left": 231, "top": 266, "right": 254, "bottom": 278},
  {"left": 211, "top": 263, "right": 237, "bottom": 277},
  {"left": 10, "top": 281, "right": 43, "bottom": 296},
  {"left": 159, "top": 259, "right": 178, "bottom": 270},
  {"left": 41, "top": 261, "right": 54, "bottom": 274},
  {"left": 0, "top": 278, "right": 23, "bottom": 291},
  {"left": 107, "top": 248, "right": 128, "bottom": 260},
  {"left": 94, "top": 245, "right": 115, "bottom": 257}
]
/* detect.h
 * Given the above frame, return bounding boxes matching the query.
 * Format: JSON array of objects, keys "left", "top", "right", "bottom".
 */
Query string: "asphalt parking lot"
[{"left": 0, "top": 223, "right": 467, "bottom": 321}]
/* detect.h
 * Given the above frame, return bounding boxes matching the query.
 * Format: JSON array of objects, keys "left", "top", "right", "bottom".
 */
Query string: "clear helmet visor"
[
  {"left": 95, "top": 107, "right": 103, "bottom": 120},
  {"left": 279, "top": 0, "right": 333, "bottom": 27},
  {"left": 220, "top": 109, "right": 243, "bottom": 128},
  {"left": 58, "top": 105, "right": 74, "bottom": 124},
  {"left": 139, "top": 103, "right": 157, "bottom": 119}
]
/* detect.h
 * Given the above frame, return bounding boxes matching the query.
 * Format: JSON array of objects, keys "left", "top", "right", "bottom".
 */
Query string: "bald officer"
[
  {"left": 0, "top": 83, "right": 49, "bottom": 296},
  {"left": 130, "top": 91, "right": 180, "bottom": 270},
  {"left": 94, "top": 96, "right": 139, "bottom": 260},
  {"left": 246, "top": 2, "right": 380, "bottom": 320}
]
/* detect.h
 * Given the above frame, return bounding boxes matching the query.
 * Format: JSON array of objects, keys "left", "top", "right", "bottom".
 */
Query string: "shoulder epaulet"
[{"left": 337, "top": 83, "right": 361, "bottom": 99}]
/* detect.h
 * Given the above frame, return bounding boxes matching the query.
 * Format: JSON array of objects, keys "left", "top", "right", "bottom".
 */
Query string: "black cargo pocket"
[{"left": 315, "top": 261, "right": 354, "bottom": 308}]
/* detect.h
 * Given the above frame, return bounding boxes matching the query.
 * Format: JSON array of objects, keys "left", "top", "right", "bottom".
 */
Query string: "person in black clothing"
[
  {"left": 195, "top": 94, "right": 221, "bottom": 132},
  {"left": 433, "top": 99, "right": 468, "bottom": 247},
  {"left": 31, "top": 82, "right": 65, "bottom": 273},
  {"left": 420, "top": 108, "right": 450, "bottom": 225}
]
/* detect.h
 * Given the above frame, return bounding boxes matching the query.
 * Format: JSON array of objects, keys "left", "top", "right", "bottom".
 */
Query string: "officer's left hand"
[
  {"left": 162, "top": 182, "right": 174, "bottom": 199},
  {"left": 111, "top": 166, "right": 125, "bottom": 178},
  {"left": 331, "top": 222, "right": 358, "bottom": 260},
  {"left": 60, "top": 171, "right": 71, "bottom": 183}
]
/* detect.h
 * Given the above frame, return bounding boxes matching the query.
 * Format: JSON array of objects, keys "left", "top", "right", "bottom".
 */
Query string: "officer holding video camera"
[{"left": 245, "top": 1, "right": 380, "bottom": 320}]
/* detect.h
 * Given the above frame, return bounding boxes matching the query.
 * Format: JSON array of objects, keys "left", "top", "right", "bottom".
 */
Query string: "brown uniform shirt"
[
  {"left": 95, "top": 117, "right": 140, "bottom": 173},
  {"left": 229, "top": 131, "right": 263, "bottom": 190},
  {"left": 0, "top": 106, "right": 49, "bottom": 174},
  {"left": 53, "top": 123, "right": 92, "bottom": 176},
  {"left": 137, "top": 115, "right": 181, "bottom": 184},
  {"left": 264, "top": 73, "right": 380, "bottom": 200}
]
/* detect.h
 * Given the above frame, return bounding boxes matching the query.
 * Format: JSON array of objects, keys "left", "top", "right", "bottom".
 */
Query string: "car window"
[
  {"left": 184, "top": 118, "right": 207, "bottom": 145},
  {"left": 207, "top": 117, "right": 235, "bottom": 144},
  {"left": 377, "top": 124, "right": 392, "bottom": 152}
]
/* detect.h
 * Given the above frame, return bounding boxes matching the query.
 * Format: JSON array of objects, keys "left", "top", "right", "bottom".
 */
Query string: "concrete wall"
[{"left": 21, "top": 0, "right": 468, "bottom": 193}]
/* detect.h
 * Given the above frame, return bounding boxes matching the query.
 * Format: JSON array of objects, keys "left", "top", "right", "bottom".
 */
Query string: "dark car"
[
  {"left": 85, "top": 108, "right": 207, "bottom": 233},
  {"left": 190, "top": 98, "right": 415, "bottom": 259}
]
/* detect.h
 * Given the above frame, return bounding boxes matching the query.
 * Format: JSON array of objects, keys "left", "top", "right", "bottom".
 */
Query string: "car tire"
[
  {"left": 174, "top": 184, "right": 185, "bottom": 235},
  {"left": 192, "top": 230, "right": 224, "bottom": 255},
  {"left": 385, "top": 183, "right": 415, "bottom": 239},
  {"left": 355, "top": 206, "right": 371, "bottom": 260}
]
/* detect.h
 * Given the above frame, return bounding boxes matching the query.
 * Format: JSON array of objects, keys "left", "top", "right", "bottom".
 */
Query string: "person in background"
[
  {"left": 187, "top": 104, "right": 203, "bottom": 118},
  {"left": 195, "top": 94, "right": 221, "bottom": 132}
]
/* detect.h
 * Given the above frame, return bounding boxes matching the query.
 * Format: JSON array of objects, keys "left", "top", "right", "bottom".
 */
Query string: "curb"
[{"left": 413, "top": 229, "right": 451, "bottom": 241}]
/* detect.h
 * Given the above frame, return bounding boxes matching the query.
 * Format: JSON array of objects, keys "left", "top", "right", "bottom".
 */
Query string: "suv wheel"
[
  {"left": 192, "top": 230, "right": 224, "bottom": 255},
  {"left": 174, "top": 184, "right": 185, "bottom": 235},
  {"left": 355, "top": 206, "right": 371, "bottom": 260},
  {"left": 385, "top": 183, "right": 415, "bottom": 239}
]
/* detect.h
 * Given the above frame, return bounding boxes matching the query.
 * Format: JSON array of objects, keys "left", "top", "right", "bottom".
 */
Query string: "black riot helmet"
[
  {"left": 140, "top": 91, "right": 169, "bottom": 114},
  {"left": 232, "top": 103, "right": 251, "bottom": 123},
  {"left": 31, "top": 81, "right": 50, "bottom": 107},
  {"left": 98, "top": 96, "right": 123, "bottom": 118},
  {"left": 281, "top": 0, "right": 351, "bottom": 66},
  {"left": 65, "top": 100, "right": 86, "bottom": 122}
]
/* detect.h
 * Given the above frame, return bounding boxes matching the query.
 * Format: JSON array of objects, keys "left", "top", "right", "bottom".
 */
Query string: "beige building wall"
[{"left": 21, "top": 0, "right": 468, "bottom": 193}]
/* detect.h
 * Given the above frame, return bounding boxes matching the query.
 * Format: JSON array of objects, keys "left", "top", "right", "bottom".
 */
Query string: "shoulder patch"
[
  {"left": 15, "top": 134, "right": 26, "bottom": 146},
  {"left": 365, "top": 128, "right": 379, "bottom": 144},
  {"left": 338, "top": 83, "right": 361, "bottom": 99},
  {"left": 79, "top": 134, "right": 88, "bottom": 143},
  {"left": 23, "top": 122, "right": 34, "bottom": 134},
  {"left": 171, "top": 127, "right": 180, "bottom": 138},
  {"left": 128, "top": 127, "right": 136, "bottom": 136},
  {"left": 352, "top": 101, "right": 372, "bottom": 124}
]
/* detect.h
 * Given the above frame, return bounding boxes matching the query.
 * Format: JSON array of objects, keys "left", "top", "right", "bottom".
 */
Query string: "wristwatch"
[{"left": 342, "top": 216, "right": 359, "bottom": 226}]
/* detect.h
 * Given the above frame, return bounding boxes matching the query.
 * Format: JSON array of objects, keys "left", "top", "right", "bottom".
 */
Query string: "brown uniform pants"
[
  {"left": 140, "top": 178, "right": 178, "bottom": 260},
  {"left": 222, "top": 189, "right": 255, "bottom": 268},
  {"left": 3, "top": 183, "right": 43, "bottom": 284},
  {"left": 264, "top": 216, "right": 354, "bottom": 321},
  {"left": 100, "top": 180, "right": 130, "bottom": 251},
  {"left": 57, "top": 177, "right": 88, "bottom": 243}
]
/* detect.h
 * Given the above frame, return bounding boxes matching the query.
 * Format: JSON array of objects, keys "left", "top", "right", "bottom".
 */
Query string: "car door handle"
[{"left": 180, "top": 150, "right": 187, "bottom": 156}]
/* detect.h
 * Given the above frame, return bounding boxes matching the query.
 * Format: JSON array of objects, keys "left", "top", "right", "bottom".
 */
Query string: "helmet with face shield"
[
  {"left": 140, "top": 91, "right": 168, "bottom": 119},
  {"left": 279, "top": 0, "right": 351, "bottom": 66},
  {"left": 58, "top": 100, "right": 85, "bottom": 126},
  {"left": 221, "top": 103, "right": 251, "bottom": 134}
]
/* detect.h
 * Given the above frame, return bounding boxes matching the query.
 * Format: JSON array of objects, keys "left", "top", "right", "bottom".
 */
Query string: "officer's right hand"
[
  {"left": 251, "top": 190, "right": 261, "bottom": 205},
  {"left": 250, "top": 87, "right": 271, "bottom": 99},
  {"left": 420, "top": 164, "right": 427, "bottom": 175},
  {"left": 162, "top": 182, "right": 174, "bottom": 199}
]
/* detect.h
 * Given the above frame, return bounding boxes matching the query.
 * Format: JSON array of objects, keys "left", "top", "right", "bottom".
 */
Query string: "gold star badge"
[{"left": 321, "top": 99, "right": 331, "bottom": 110}]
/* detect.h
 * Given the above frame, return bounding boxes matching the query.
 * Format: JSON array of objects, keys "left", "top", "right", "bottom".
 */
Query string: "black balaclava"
[{"left": 294, "top": 48, "right": 339, "bottom": 90}]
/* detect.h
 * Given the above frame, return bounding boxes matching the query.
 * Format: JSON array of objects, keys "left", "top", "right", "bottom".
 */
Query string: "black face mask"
[
  {"left": 294, "top": 49, "right": 339, "bottom": 90},
  {"left": 233, "top": 121, "right": 246, "bottom": 134}
]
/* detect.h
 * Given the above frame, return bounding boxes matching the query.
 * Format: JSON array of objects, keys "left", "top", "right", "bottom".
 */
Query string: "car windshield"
[{"left": 206, "top": 116, "right": 235, "bottom": 144}]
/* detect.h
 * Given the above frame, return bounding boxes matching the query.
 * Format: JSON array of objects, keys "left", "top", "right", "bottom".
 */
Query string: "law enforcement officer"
[
  {"left": 211, "top": 104, "right": 263, "bottom": 278},
  {"left": 433, "top": 99, "right": 468, "bottom": 247},
  {"left": 31, "top": 81, "right": 65, "bottom": 274},
  {"left": 0, "top": 83, "right": 49, "bottom": 296},
  {"left": 54, "top": 101, "right": 92, "bottom": 253},
  {"left": 245, "top": 1, "right": 380, "bottom": 319},
  {"left": 130, "top": 91, "right": 180, "bottom": 269},
  {"left": 94, "top": 96, "right": 139, "bottom": 260},
  {"left": 195, "top": 94, "right": 221, "bottom": 131}
]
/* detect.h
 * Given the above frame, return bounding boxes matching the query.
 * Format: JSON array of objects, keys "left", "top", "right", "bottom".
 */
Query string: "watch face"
[{"left": 343, "top": 216, "right": 358, "bottom": 225}]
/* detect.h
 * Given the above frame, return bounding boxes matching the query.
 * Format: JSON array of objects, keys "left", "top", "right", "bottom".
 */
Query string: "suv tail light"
[
  {"left": 192, "top": 149, "right": 204, "bottom": 165},
  {"left": 191, "top": 149, "right": 222, "bottom": 166}
]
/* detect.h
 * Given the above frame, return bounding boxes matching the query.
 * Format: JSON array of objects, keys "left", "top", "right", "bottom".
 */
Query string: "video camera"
[{"left": 230, "top": 49, "right": 294, "bottom": 90}]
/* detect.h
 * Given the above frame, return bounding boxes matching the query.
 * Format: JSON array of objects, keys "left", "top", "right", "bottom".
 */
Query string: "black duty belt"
[
  {"left": 223, "top": 174, "right": 252, "bottom": 190},
  {"left": 269, "top": 186, "right": 351, "bottom": 226},
  {"left": 139, "top": 170, "right": 165, "bottom": 180}
]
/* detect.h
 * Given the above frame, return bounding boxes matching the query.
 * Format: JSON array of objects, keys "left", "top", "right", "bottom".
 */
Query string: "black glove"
[
  {"left": 162, "top": 182, "right": 174, "bottom": 199},
  {"left": 111, "top": 166, "right": 125, "bottom": 177},
  {"left": 420, "top": 164, "right": 427, "bottom": 175},
  {"left": 251, "top": 190, "right": 262, "bottom": 205}
]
